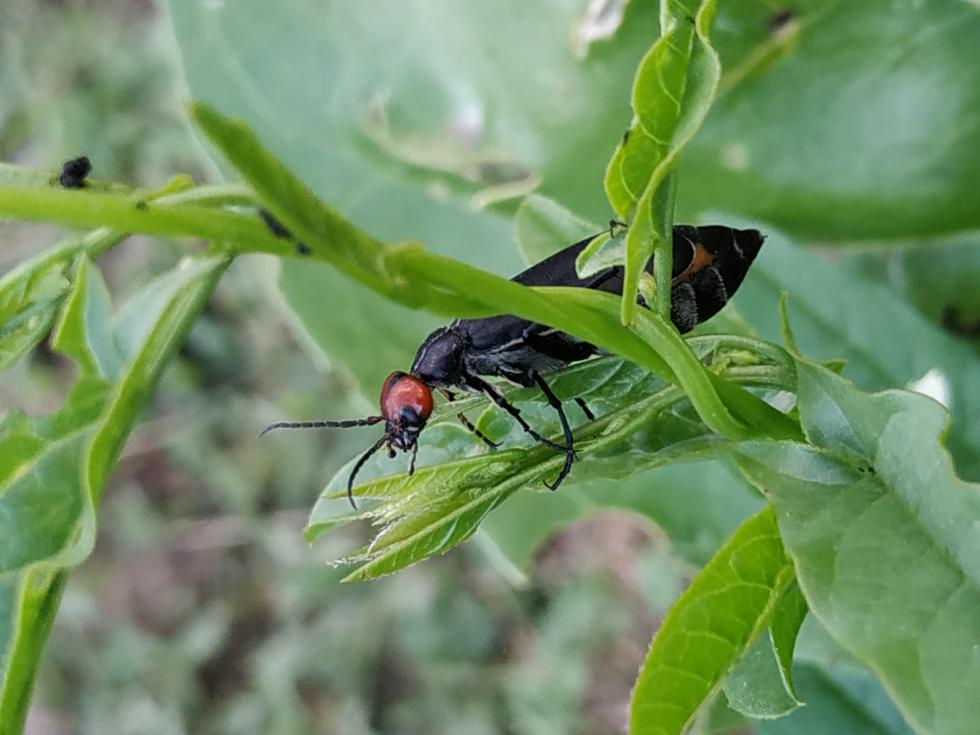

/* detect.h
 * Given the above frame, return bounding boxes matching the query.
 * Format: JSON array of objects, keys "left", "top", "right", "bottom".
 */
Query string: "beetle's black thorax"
[{"left": 410, "top": 325, "right": 467, "bottom": 388}]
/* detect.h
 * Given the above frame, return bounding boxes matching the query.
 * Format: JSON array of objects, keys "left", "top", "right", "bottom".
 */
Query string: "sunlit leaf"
[{"left": 629, "top": 506, "right": 795, "bottom": 735}]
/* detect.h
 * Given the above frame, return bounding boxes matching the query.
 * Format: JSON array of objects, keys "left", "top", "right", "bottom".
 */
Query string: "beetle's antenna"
[
  {"left": 347, "top": 435, "right": 388, "bottom": 510},
  {"left": 257, "top": 416, "right": 383, "bottom": 439}
]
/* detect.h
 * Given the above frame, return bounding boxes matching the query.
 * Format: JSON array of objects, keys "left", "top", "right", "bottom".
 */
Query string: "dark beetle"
[
  {"left": 262, "top": 224, "right": 764, "bottom": 506},
  {"left": 59, "top": 156, "right": 92, "bottom": 189}
]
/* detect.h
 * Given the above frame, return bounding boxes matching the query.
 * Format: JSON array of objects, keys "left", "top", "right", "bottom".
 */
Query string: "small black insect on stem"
[
  {"left": 59, "top": 156, "right": 92, "bottom": 189},
  {"left": 942, "top": 306, "right": 980, "bottom": 339},
  {"left": 768, "top": 8, "right": 796, "bottom": 33},
  {"left": 258, "top": 208, "right": 311, "bottom": 255}
]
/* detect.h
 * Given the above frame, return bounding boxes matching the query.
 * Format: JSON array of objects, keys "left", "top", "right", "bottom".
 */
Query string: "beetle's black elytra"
[
  {"left": 59, "top": 156, "right": 91, "bottom": 189},
  {"left": 262, "top": 224, "right": 764, "bottom": 506}
]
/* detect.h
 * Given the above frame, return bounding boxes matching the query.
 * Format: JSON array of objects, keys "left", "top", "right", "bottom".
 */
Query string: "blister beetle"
[{"left": 261, "top": 224, "right": 764, "bottom": 507}]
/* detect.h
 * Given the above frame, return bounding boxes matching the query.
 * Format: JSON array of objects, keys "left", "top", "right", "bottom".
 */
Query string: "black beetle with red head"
[{"left": 261, "top": 224, "right": 764, "bottom": 508}]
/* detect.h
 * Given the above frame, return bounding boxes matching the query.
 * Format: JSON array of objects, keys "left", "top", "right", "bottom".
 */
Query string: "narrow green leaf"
[
  {"left": 189, "top": 102, "right": 393, "bottom": 294},
  {"left": 630, "top": 506, "right": 795, "bottom": 735},
  {"left": 770, "top": 582, "right": 808, "bottom": 703},
  {"left": 85, "top": 255, "right": 230, "bottom": 502},
  {"left": 189, "top": 102, "right": 493, "bottom": 318},
  {"left": 605, "top": 0, "right": 722, "bottom": 323},
  {"left": 735, "top": 361, "right": 980, "bottom": 735}
]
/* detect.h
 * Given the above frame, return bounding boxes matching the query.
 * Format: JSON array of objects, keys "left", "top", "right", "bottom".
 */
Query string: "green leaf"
[
  {"left": 756, "top": 663, "right": 913, "bottom": 735},
  {"left": 682, "top": 0, "right": 980, "bottom": 239},
  {"left": 723, "top": 582, "right": 807, "bottom": 719},
  {"left": 605, "top": 0, "right": 722, "bottom": 323},
  {"left": 170, "top": 1, "right": 980, "bottom": 242},
  {"left": 0, "top": 177, "right": 248, "bottom": 378},
  {"left": 187, "top": 100, "right": 514, "bottom": 392},
  {"left": 86, "top": 255, "right": 230, "bottom": 502},
  {"left": 849, "top": 235, "right": 980, "bottom": 332},
  {"left": 480, "top": 457, "right": 763, "bottom": 572},
  {"left": 735, "top": 361, "right": 980, "bottom": 735},
  {"left": 734, "top": 227, "right": 980, "bottom": 481},
  {"left": 0, "top": 255, "right": 228, "bottom": 733},
  {"left": 0, "top": 228, "right": 125, "bottom": 373},
  {"left": 49, "top": 257, "right": 123, "bottom": 381},
  {"left": 629, "top": 506, "right": 795, "bottom": 735}
]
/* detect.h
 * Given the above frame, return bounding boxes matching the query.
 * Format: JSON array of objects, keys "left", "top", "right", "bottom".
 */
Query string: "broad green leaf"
[
  {"left": 735, "top": 361, "right": 980, "bottom": 735},
  {"left": 629, "top": 506, "right": 795, "bottom": 735},
  {"left": 757, "top": 664, "right": 913, "bottom": 735},
  {"left": 681, "top": 0, "right": 980, "bottom": 239},
  {"left": 170, "top": 0, "right": 980, "bottom": 246},
  {"left": 776, "top": 618, "right": 914, "bottom": 735},
  {"left": 723, "top": 582, "right": 807, "bottom": 719},
  {"left": 733, "top": 227, "right": 980, "bottom": 481},
  {"left": 0, "top": 255, "right": 228, "bottom": 733},
  {"left": 167, "top": 0, "right": 660, "bottom": 221},
  {"left": 849, "top": 235, "right": 980, "bottom": 332}
]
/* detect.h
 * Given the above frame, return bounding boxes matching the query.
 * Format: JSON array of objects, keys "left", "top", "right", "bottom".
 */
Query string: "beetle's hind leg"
[
  {"left": 529, "top": 371, "right": 576, "bottom": 491},
  {"left": 464, "top": 375, "right": 566, "bottom": 453},
  {"left": 574, "top": 398, "right": 596, "bottom": 421},
  {"left": 457, "top": 413, "right": 500, "bottom": 448}
]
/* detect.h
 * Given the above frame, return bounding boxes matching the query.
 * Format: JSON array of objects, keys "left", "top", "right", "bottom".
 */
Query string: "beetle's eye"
[{"left": 399, "top": 405, "right": 423, "bottom": 427}]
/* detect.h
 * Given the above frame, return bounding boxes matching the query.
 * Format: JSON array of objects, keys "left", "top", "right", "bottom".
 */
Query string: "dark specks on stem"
[{"left": 768, "top": 8, "right": 795, "bottom": 34}]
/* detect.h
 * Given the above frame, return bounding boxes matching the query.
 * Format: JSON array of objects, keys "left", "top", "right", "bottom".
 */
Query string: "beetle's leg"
[
  {"left": 457, "top": 413, "right": 500, "bottom": 448},
  {"left": 438, "top": 387, "right": 499, "bottom": 447},
  {"left": 464, "top": 374, "right": 566, "bottom": 452},
  {"left": 574, "top": 398, "right": 596, "bottom": 421},
  {"left": 530, "top": 371, "right": 576, "bottom": 491},
  {"left": 409, "top": 443, "right": 418, "bottom": 476}
]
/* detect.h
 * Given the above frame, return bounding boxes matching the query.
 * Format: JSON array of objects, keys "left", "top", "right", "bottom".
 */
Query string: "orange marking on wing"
[{"left": 671, "top": 241, "right": 716, "bottom": 286}]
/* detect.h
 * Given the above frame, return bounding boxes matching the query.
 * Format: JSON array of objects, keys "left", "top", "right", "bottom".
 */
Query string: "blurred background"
[{"left": 2, "top": 0, "right": 977, "bottom": 733}]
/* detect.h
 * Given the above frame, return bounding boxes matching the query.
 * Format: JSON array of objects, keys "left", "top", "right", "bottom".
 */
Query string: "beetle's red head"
[
  {"left": 257, "top": 370, "right": 434, "bottom": 510},
  {"left": 380, "top": 370, "right": 433, "bottom": 451}
]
